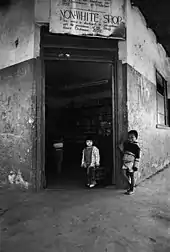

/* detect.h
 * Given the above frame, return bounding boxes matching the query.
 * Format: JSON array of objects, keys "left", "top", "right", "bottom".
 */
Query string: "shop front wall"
[
  {"left": 126, "top": 0, "right": 170, "bottom": 84},
  {"left": 124, "top": 2, "right": 170, "bottom": 185},
  {"left": 35, "top": 0, "right": 126, "bottom": 39},
  {"left": 127, "top": 65, "right": 170, "bottom": 184},
  {"left": 1, "top": 0, "right": 170, "bottom": 189},
  {"left": 0, "top": 0, "right": 126, "bottom": 189},
  {"left": 0, "top": 0, "right": 35, "bottom": 70},
  {"left": 0, "top": 0, "right": 38, "bottom": 189},
  {"left": 0, "top": 60, "right": 36, "bottom": 188}
]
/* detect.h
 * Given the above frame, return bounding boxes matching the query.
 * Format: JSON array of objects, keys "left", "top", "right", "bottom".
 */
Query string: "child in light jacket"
[{"left": 81, "top": 136, "right": 100, "bottom": 188}]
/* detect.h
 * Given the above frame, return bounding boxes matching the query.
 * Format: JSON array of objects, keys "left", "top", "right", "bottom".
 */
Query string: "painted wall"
[
  {"left": 119, "top": 0, "right": 170, "bottom": 84},
  {"left": 0, "top": 60, "right": 36, "bottom": 188},
  {"left": 118, "top": 1, "right": 170, "bottom": 184},
  {"left": 35, "top": 0, "right": 50, "bottom": 23},
  {"left": 0, "top": 1, "right": 38, "bottom": 188},
  {"left": 2, "top": 0, "right": 169, "bottom": 188},
  {"left": 0, "top": 0, "right": 38, "bottom": 70},
  {"left": 36, "top": 0, "right": 170, "bottom": 186},
  {"left": 127, "top": 65, "right": 170, "bottom": 184},
  {"left": 36, "top": 0, "right": 170, "bottom": 90}
]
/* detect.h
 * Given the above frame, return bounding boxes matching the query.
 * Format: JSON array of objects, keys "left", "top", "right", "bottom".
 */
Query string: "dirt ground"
[{"left": 1, "top": 167, "right": 170, "bottom": 252}]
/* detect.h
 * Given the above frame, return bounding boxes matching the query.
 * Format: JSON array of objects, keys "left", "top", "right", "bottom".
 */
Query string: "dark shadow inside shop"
[{"left": 45, "top": 59, "right": 113, "bottom": 188}]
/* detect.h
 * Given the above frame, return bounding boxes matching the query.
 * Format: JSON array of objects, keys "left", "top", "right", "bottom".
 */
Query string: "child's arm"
[
  {"left": 133, "top": 146, "right": 141, "bottom": 171},
  {"left": 118, "top": 141, "right": 125, "bottom": 153},
  {"left": 81, "top": 149, "right": 85, "bottom": 167},
  {"left": 93, "top": 147, "right": 100, "bottom": 166}
]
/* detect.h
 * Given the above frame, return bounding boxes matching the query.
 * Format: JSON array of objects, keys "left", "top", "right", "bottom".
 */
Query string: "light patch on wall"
[
  {"left": 34, "top": 24, "right": 40, "bottom": 58},
  {"left": 140, "top": 77, "right": 150, "bottom": 101},
  {"left": 0, "top": 0, "right": 35, "bottom": 70},
  {"left": 35, "top": 0, "right": 50, "bottom": 23},
  {"left": 126, "top": 0, "right": 170, "bottom": 84},
  {"left": 28, "top": 117, "right": 34, "bottom": 124},
  {"left": 8, "top": 169, "right": 29, "bottom": 189},
  {"left": 118, "top": 41, "right": 127, "bottom": 63}
]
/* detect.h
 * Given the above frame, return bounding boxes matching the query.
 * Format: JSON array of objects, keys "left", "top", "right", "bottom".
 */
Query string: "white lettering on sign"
[{"left": 50, "top": 0, "right": 126, "bottom": 39}]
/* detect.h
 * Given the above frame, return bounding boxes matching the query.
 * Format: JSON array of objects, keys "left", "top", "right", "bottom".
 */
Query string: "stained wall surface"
[
  {"left": 36, "top": 0, "right": 170, "bottom": 186},
  {"left": 35, "top": 0, "right": 50, "bottom": 23},
  {"left": 1, "top": 0, "right": 170, "bottom": 188},
  {"left": 119, "top": 0, "right": 170, "bottom": 84},
  {"left": 0, "top": 60, "right": 36, "bottom": 187},
  {"left": 0, "top": 0, "right": 37, "bottom": 188},
  {"left": 0, "top": 0, "right": 37, "bottom": 70},
  {"left": 127, "top": 65, "right": 170, "bottom": 184},
  {"left": 120, "top": 1, "right": 170, "bottom": 184}
]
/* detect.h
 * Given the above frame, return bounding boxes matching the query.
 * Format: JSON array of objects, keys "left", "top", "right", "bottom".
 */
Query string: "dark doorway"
[
  {"left": 45, "top": 59, "right": 114, "bottom": 188},
  {"left": 42, "top": 32, "right": 116, "bottom": 189}
]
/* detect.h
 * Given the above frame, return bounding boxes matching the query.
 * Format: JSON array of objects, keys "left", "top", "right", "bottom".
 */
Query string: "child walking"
[
  {"left": 119, "top": 130, "right": 141, "bottom": 195},
  {"left": 81, "top": 136, "right": 100, "bottom": 188}
]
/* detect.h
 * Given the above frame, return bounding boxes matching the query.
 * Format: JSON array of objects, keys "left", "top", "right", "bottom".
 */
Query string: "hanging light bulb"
[{"left": 65, "top": 53, "right": 70, "bottom": 58}]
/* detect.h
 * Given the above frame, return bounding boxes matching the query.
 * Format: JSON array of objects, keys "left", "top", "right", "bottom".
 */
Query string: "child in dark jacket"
[{"left": 119, "top": 130, "right": 141, "bottom": 195}]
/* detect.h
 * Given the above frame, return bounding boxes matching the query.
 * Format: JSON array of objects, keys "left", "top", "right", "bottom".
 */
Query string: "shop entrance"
[{"left": 41, "top": 28, "right": 117, "bottom": 188}]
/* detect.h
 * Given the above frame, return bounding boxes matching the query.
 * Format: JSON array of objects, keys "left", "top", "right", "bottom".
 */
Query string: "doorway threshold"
[{"left": 45, "top": 179, "right": 85, "bottom": 190}]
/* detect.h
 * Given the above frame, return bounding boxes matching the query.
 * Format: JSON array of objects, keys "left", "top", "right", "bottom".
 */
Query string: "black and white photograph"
[{"left": 0, "top": 0, "right": 170, "bottom": 251}]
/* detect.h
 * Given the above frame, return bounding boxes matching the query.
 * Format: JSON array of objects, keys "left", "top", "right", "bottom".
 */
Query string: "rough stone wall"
[
  {"left": 0, "top": 60, "right": 36, "bottom": 187},
  {"left": 0, "top": 0, "right": 36, "bottom": 70},
  {"left": 127, "top": 65, "right": 170, "bottom": 184}
]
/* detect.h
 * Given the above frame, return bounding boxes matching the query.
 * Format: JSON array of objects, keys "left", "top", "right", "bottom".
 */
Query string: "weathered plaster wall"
[
  {"left": 0, "top": 1, "right": 40, "bottom": 189},
  {"left": 117, "top": 1, "right": 170, "bottom": 185},
  {"left": 127, "top": 65, "right": 170, "bottom": 184},
  {"left": 0, "top": 60, "right": 36, "bottom": 187},
  {"left": 0, "top": 0, "right": 38, "bottom": 70},
  {"left": 119, "top": 0, "right": 170, "bottom": 84},
  {"left": 35, "top": 0, "right": 50, "bottom": 23}
]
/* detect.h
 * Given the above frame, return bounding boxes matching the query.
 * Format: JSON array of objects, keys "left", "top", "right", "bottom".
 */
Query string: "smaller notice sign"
[{"left": 50, "top": 0, "right": 126, "bottom": 39}]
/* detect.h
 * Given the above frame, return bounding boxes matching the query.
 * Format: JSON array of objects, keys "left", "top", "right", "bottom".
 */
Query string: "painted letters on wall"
[{"left": 50, "top": 0, "right": 126, "bottom": 39}]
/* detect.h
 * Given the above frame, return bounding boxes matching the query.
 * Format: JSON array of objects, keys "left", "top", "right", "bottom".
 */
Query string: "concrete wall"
[
  {"left": 0, "top": 0, "right": 38, "bottom": 188},
  {"left": 35, "top": 0, "right": 170, "bottom": 186},
  {"left": 1, "top": 0, "right": 168, "bottom": 188},
  {"left": 119, "top": 1, "right": 170, "bottom": 184},
  {"left": 0, "top": 60, "right": 36, "bottom": 188},
  {"left": 35, "top": 0, "right": 50, "bottom": 23},
  {"left": 127, "top": 65, "right": 170, "bottom": 184},
  {"left": 119, "top": 0, "right": 170, "bottom": 84},
  {"left": 0, "top": 0, "right": 37, "bottom": 70}
]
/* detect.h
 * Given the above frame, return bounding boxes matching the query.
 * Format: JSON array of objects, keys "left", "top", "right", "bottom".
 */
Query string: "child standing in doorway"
[
  {"left": 81, "top": 136, "right": 100, "bottom": 188},
  {"left": 119, "top": 130, "right": 141, "bottom": 195}
]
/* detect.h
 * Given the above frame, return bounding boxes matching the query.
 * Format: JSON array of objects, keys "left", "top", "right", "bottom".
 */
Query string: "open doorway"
[
  {"left": 42, "top": 32, "right": 117, "bottom": 189},
  {"left": 45, "top": 59, "right": 114, "bottom": 188}
]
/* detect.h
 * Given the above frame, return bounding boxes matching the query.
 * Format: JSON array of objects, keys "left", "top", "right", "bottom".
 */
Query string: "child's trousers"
[{"left": 86, "top": 166, "right": 96, "bottom": 185}]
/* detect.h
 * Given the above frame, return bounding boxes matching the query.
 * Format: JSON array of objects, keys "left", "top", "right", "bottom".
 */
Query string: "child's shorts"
[{"left": 122, "top": 162, "right": 134, "bottom": 172}]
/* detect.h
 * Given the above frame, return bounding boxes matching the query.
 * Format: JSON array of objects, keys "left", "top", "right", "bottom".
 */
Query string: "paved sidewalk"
[{"left": 1, "top": 167, "right": 170, "bottom": 252}]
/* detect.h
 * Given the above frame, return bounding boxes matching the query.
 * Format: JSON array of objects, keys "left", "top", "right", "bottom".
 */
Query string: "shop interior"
[
  {"left": 44, "top": 35, "right": 115, "bottom": 188},
  {"left": 45, "top": 59, "right": 114, "bottom": 188}
]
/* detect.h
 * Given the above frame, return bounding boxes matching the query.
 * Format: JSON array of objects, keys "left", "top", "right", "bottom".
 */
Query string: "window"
[{"left": 156, "top": 71, "right": 169, "bottom": 126}]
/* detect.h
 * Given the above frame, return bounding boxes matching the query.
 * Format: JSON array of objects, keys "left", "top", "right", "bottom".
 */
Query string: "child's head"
[
  {"left": 128, "top": 130, "right": 138, "bottom": 142},
  {"left": 85, "top": 136, "right": 93, "bottom": 147}
]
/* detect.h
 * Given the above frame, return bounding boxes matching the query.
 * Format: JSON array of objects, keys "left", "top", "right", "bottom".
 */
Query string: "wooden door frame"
[
  {"left": 115, "top": 61, "right": 128, "bottom": 188},
  {"left": 111, "top": 60, "right": 116, "bottom": 185},
  {"left": 36, "top": 29, "right": 124, "bottom": 190}
]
